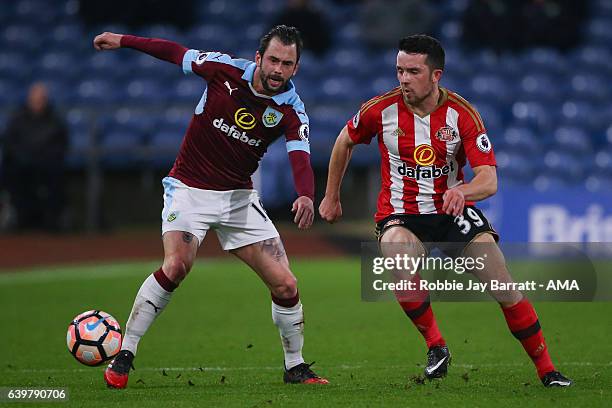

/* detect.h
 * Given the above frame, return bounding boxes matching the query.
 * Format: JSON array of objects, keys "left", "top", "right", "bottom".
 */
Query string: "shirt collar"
[{"left": 241, "top": 61, "right": 296, "bottom": 105}]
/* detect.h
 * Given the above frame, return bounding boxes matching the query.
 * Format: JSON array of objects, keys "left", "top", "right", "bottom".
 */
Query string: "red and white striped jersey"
[{"left": 347, "top": 87, "right": 496, "bottom": 221}]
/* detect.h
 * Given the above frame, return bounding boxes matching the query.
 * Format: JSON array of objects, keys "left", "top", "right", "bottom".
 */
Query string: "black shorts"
[{"left": 375, "top": 206, "right": 499, "bottom": 256}]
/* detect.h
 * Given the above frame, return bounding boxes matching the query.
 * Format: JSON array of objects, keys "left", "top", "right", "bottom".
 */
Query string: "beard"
[
  {"left": 402, "top": 84, "right": 435, "bottom": 105},
  {"left": 260, "top": 70, "right": 286, "bottom": 93}
]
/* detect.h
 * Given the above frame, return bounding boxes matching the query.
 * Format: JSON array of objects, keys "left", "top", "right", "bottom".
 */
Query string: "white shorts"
[{"left": 161, "top": 177, "right": 279, "bottom": 250}]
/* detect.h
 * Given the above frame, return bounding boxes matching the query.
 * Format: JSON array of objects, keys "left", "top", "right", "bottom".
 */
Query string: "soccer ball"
[{"left": 66, "top": 310, "right": 122, "bottom": 366}]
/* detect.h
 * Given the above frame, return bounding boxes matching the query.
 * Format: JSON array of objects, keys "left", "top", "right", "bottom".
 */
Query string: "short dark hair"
[
  {"left": 398, "top": 35, "right": 445, "bottom": 71},
  {"left": 259, "top": 25, "right": 303, "bottom": 62}
]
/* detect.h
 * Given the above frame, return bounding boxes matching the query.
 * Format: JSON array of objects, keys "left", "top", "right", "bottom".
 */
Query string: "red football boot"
[
  {"left": 283, "top": 362, "right": 329, "bottom": 384},
  {"left": 104, "top": 350, "right": 134, "bottom": 389}
]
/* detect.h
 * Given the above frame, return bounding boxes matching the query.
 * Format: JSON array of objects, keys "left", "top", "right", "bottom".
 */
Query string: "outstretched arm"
[
  {"left": 319, "top": 126, "right": 355, "bottom": 223},
  {"left": 93, "top": 32, "right": 188, "bottom": 66}
]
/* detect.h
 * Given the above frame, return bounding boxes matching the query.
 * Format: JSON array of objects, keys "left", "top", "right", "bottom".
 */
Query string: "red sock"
[
  {"left": 394, "top": 273, "right": 445, "bottom": 349},
  {"left": 502, "top": 298, "right": 555, "bottom": 378}
]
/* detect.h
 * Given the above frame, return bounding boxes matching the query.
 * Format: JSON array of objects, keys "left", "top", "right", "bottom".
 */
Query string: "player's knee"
[
  {"left": 272, "top": 275, "right": 298, "bottom": 299},
  {"left": 162, "top": 256, "right": 191, "bottom": 284},
  {"left": 380, "top": 227, "right": 424, "bottom": 258},
  {"left": 471, "top": 232, "right": 496, "bottom": 244},
  {"left": 381, "top": 226, "right": 416, "bottom": 244}
]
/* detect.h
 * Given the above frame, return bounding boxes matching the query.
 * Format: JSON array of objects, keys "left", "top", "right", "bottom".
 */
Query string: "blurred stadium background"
[
  {"left": 0, "top": 0, "right": 611, "bottom": 255},
  {"left": 1, "top": 2, "right": 611, "bottom": 405}
]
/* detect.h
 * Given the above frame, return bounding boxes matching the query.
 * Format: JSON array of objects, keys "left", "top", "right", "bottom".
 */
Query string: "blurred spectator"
[
  {"left": 359, "top": 0, "right": 436, "bottom": 51},
  {"left": 0, "top": 83, "right": 68, "bottom": 232},
  {"left": 462, "top": 0, "right": 588, "bottom": 52},
  {"left": 271, "top": 0, "right": 332, "bottom": 57}
]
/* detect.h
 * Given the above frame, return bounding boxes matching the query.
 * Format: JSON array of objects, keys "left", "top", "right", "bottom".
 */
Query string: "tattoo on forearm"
[
  {"left": 260, "top": 238, "right": 286, "bottom": 262},
  {"left": 182, "top": 232, "right": 194, "bottom": 243}
]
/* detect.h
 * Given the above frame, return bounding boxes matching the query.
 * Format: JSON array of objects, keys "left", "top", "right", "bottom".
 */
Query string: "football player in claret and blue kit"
[{"left": 93, "top": 25, "right": 327, "bottom": 388}]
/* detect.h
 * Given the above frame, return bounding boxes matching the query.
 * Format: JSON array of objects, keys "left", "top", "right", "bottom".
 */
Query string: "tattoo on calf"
[
  {"left": 182, "top": 232, "right": 194, "bottom": 243},
  {"left": 261, "top": 238, "right": 286, "bottom": 262}
]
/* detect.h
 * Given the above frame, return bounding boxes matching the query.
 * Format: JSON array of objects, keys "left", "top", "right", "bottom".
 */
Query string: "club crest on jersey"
[
  {"left": 476, "top": 133, "right": 492, "bottom": 153},
  {"left": 262, "top": 106, "right": 283, "bottom": 127},
  {"left": 435, "top": 125, "right": 457, "bottom": 142}
]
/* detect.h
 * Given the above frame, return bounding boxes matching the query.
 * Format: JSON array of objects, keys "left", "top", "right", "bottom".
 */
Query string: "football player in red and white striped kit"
[
  {"left": 319, "top": 35, "right": 571, "bottom": 387},
  {"left": 93, "top": 25, "right": 327, "bottom": 388}
]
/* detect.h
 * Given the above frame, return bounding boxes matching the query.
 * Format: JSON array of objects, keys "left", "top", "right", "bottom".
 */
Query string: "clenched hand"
[
  {"left": 93, "top": 32, "right": 122, "bottom": 51},
  {"left": 319, "top": 196, "right": 342, "bottom": 223}
]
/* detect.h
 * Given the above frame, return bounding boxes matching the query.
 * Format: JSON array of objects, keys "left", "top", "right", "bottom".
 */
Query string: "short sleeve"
[
  {"left": 346, "top": 104, "right": 378, "bottom": 145},
  {"left": 458, "top": 108, "right": 496, "bottom": 168}
]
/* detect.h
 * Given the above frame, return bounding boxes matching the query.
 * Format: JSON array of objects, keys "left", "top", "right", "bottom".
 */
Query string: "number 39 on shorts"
[{"left": 453, "top": 208, "right": 484, "bottom": 235}]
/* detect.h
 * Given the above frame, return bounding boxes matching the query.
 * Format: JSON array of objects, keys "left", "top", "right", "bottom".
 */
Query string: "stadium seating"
[
  {"left": 594, "top": 148, "right": 612, "bottom": 177},
  {"left": 0, "top": 80, "right": 26, "bottom": 106},
  {"left": 517, "top": 73, "right": 562, "bottom": 103},
  {"left": 585, "top": 17, "right": 612, "bottom": 46},
  {"left": 521, "top": 48, "right": 568, "bottom": 76},
  {"left": 0, "top": 51, "right": 31, "bottom": 83},
  {"left": 557, "top": 101, "right": 598, "bottom": 131},
  {"left": 40, "top": 51, "right": 82, "bottom": 82},
  {"left": 148, "top": 126, "right": 184, "bottom": 169},
  {"left": 510, "top": 101, "right": 553, "bottom": 131},
  {"left": 469, "top": 74, "right": 514, "bottom": 105},
  {"left": 498, "top": 126, "right": 542, "bottom": 155},
  {"left": 533, "top": 174, "right": 574, "bottom": 191},
  {"left": 75, "top": 79, "right": 122, "bottom": 106},
  {"left": 567, "top": 73, "right": 609, "bottom": 102},
  {"left": 100, "top": 128, "right": 146, "bottom": 169},
  {"left": 171, "top": 77, "right": 205, "bottom": 103},
  {"left": 552, "top": 126, "right": 593, "bottom": 157},
  {"left": 542, "top": 150, "right": 586, "bottom": 183},
  {"left": 472, "top": 101, "right": 504, "bottom": 135},
  {"left": 584, "top": 173, "right": 612, "bottom": 192},
  {"left": 495, "top": 151, "right": 535, "bottom": 184},
  {"left": 0, "top": 0, "right": 610, "bottom": 205},
  {"left": 1, "top": 23, "right": 42, "bottom": 52},
  {"left": 569, "top": 46, "right": 612, "bottom": 76}
]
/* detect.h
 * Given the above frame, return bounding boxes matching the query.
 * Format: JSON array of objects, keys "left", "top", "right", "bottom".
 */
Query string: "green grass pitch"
[{"left": 1, "top": 258, "right": 610, "bottom": 407}]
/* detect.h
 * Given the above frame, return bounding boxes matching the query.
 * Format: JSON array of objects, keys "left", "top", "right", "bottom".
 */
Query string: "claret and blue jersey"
[{"left": 169, "top": 49, "right": 311, "bottom": 191}]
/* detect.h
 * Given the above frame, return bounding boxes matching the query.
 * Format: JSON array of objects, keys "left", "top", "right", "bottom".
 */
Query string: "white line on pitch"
[{"left": 4, "top": 361, "right": 610, "bottom": 374}]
